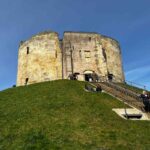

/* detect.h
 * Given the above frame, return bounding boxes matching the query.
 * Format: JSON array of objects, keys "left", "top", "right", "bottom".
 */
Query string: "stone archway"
[{"left": 84, "top": 70, "right": 93, "bottom": 81}]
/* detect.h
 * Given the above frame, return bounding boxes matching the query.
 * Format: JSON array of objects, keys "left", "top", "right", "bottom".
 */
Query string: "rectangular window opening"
[{"left": 84, "top": 50, "right": 91, "bottom": 58}]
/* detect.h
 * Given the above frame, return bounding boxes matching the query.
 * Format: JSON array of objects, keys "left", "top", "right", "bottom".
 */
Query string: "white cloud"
[{"left": 125, "top": 65, "right": 150, "bottom": 90}]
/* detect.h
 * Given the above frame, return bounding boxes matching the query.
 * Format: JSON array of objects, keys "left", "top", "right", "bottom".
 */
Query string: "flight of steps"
[{"left": 93, "top": 82, "right": 145, "bottom": 112}]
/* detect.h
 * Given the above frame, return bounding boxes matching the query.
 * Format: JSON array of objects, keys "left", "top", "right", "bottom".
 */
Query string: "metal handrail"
[
  {"left": 99, "top": 74, "right": 147, "bottom": 91},
  {"left": 125, "top": 80, "right": 147, "bottom": 90},
  {"left": 93, "top": 74, "right": 140, "bottom": 99},
  {"left": 92, "top": 74, "right": 147, "bottom": 111},
  {"left": 93, "top": 81, "right": 144, "bottom": 109},
  {"left": 112, "top": 75, "right": 147, "bottom": 91},
  {"left": 102, "top": 81, "right": 141, "bottom": 101}
]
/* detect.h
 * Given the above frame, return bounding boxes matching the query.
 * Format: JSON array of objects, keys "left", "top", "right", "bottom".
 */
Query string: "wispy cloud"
[
  {"left": 126, "top": 66, "right": 150, "bottom": 76},
  {"left": 125, "top": 65, "right": 150, "bottom": 90}
]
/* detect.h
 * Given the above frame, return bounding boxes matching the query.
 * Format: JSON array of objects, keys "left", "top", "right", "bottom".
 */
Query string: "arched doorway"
[{"left": 84, "top": 70, "right": 93, "bottom": 81}]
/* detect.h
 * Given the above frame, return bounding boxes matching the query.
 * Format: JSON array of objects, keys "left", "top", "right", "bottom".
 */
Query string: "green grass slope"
[{"left": 0, "top": 80, "right": 150, "bottom": 150}]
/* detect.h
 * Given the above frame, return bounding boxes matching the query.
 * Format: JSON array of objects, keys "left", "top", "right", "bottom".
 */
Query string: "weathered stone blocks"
[{"left": 17, "top": 31, "right": 124, "bottom": 86}]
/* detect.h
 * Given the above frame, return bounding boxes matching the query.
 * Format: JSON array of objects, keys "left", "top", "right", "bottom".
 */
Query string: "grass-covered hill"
[{"left": 0, "top": 80, "right": 150, "bottom": 150}]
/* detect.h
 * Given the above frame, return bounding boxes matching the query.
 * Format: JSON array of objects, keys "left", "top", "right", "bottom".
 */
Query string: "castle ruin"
[{"left": 17, "top": 31, "right": 124, "bottom": 86}]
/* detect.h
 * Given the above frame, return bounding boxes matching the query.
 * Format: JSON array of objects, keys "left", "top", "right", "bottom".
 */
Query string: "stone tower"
[
  {"left": 17, "top": 31, "right": 124, "bottom": 86},
  {"left": 17, "top": 31, "right": 62, "bottom": 86}
]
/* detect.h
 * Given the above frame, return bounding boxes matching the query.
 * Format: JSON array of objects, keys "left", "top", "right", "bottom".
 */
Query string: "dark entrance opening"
[
  {"left": 85, "top": 74, "right": 92, "bottom": 82},
  {"left": 25, "top": 78, "right": 29, "bottom": 85},
  {"left": 108, "top": 73, "right": 113, "bottom": 82}
]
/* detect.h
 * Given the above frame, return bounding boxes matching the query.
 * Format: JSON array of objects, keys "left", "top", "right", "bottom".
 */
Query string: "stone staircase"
[{"left": 93, "top": 81, "right": 145, "bottom": 112}]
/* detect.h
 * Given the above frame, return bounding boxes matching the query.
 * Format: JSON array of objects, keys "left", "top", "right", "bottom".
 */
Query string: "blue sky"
[{"left": 0, "top": 0, "right": 150, "bottom": 90}]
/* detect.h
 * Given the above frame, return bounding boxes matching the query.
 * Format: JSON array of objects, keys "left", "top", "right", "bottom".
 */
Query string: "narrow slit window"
[
  {"left": 102, "top": 48, "right": 107, "bottom": 61},
  {"left": 79, "top": 50, "right": 82, "bottom": 58},
  {"left": 27, "top": 47, "right": 29, "bottom": 54},
  {"left": 55, "top": 51, "right": 57, "bottom": 58},
  {"left": 89, "top": 37, "right": 91, "bottom": 41}
]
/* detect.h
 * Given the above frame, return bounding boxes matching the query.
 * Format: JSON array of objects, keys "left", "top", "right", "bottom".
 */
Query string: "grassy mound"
[{"left": 0, "top": 80, "right": 150, "bottom": 150}]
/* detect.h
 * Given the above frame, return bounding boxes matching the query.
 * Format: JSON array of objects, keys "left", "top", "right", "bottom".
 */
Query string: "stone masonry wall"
[
  {"left": 17, "top": 31, "right": 125, "bottom": 86},
  {"left": 100, "top": 36, "right": 125, "bottom": 82},
  {"left": 62, "top": 32, "right": 108, "bottom": 80},
  {"left": 17, "top": 32, "right": 62, "bottom": 86},
  {"left": 62, "top": 32, "right": 124, "bottom": 82}
]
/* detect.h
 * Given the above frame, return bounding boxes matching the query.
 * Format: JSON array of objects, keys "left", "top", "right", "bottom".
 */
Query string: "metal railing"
[
  {"left": 92, "top": 81, "right": 145, "bottom": 110},
  {"left": 125, "top": 80, "right": 147, "bottom": 90},
  {"left": 90, "top": 74, "right": 149, "bottom": 111},
  {"left": 93, "top": 75, "right": 143, "bottom": 99},
  {"left": 98, "top": 74, "right": 148, "bottom": 92},
  {"left": 101, "top": 81, "right": 141, "bottom": 101}
]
